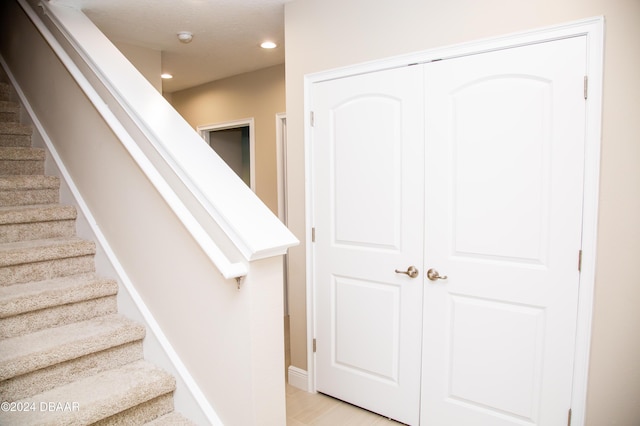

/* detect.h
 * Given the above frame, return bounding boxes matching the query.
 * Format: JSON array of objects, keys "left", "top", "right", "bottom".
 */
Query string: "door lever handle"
[
  {"left": 426, "top": 268, "right": 448, "bottom": 281},
  {"left": 395, "top": 266, "right": 419, "bottom": 279}
]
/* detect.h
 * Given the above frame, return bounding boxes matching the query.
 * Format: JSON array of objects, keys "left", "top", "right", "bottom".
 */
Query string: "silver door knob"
[
  {"left": 395, "top": 266, "right": 419, "bottom": 278},
  {"left": 426, "top": 268, "right": 448, "bottom": 281}
]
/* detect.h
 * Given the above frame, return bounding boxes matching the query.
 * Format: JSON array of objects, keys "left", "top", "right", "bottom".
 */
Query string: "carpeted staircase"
[{"left": 0, "top": 81, "right": 195, "bottom": 425}]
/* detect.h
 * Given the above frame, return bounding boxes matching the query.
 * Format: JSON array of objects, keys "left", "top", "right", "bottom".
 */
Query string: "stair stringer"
[{"left": 3, "top": 68, "right": 221, "bottom": 426}]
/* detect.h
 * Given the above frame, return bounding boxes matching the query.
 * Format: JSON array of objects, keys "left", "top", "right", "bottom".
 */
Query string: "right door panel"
[{"left": 421, "top": 37, "right": 587, "bottom": 425}]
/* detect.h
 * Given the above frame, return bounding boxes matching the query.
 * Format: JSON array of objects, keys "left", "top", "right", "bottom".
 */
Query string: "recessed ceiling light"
[
  {"left": 161, "top": 73, "right": 173, "bottom": 79},
  {"left": 177, "top": 31, "right": 193, "bottom": 43},
  {"left": 260, "top": 41, "right": 277, "bottom": 49}
]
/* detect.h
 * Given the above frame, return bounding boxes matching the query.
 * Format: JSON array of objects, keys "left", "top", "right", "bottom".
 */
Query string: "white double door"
[{"left": 312, "top": 36, "right": 587, "bottom": 425}]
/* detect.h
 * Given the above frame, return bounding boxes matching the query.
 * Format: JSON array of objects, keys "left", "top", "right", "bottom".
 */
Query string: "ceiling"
[{"left": 53, "top": 0, "right": 291, "bottom": 93}]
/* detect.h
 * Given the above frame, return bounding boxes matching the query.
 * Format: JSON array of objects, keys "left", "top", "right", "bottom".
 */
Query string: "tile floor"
[{"left": 286, "top": 384, "right": 404, "bottom": 426}]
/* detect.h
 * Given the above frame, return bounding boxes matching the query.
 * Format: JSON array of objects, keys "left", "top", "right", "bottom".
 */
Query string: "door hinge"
[
  {"left": 310, "top": 111, "right": 315, "bottom": 127},
  {"left": 568, "top": 408, "right": 572, "bottom": 426},
  {"left": 312, "top": 227, "right": 316, "bottom": 242},
  {"left": 578, "top": 250, "right": 583, "bottom": 272},
  {"left": 313, "top": 338, "right": 317, "bottom": 353},
  {"left": 584, "top": 76, "right": 588, "bottom": 100}
]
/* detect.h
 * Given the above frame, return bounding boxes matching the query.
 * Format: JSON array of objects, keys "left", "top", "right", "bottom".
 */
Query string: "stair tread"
[
  {"left": 0, "top": 81, "right": 185, "bottom": 426},
  {"left": 0, "top": 175, "right": 59, "bottom": 190},
  {"left": 0, "top": 237, "right": 95, "bottom": 267},
  {"left": 146, "top": 411, "right": 197, "bottom": 425},
  {"left": 0, "top": 204, "right": 76, "bottom": 225},
  {"left": 0, "top": 100, "right": 19, "bottom": 112},
  {"left": 0, "top": 122, "right": 31, "bottom": 135},
  {"left": 0, "top": 314, "right": 145, "bottom": 380},
  {"left": 0, "top": 146, "right": 45, "bottom": 160},
  {"left": 0, "top": 273, "right": 117, "bottom": 318},
  {"left": 0, "top": 360, "right": 176, "bottom": 426}
]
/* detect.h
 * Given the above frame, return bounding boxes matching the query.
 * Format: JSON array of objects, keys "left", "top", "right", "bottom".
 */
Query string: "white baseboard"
[{"left": 288, "top": 366, "right": 309, "bottom": 391}]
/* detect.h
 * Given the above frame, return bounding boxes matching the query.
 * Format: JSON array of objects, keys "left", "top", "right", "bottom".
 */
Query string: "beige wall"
[
  {"left": 1, "top": 1, "right": 289, "bottom": 423},
  {"left": 114, "top": 41, "right": 162, "bottom": 92},
  {"left": 284, "top": 0, "right": 640, "bottom": 424},
  {"left": 169, "top": 64, "right": 286, "bottom": 214}
]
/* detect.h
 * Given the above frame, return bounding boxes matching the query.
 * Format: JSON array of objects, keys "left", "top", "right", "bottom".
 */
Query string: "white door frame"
[
  {"left": 197, "top": 118, "right": 256, "bottom": 191},
  {"left": 304, "top": 17, "right": 603, "bottom": 425},
  {"left": 276, "top": 112, "right": 290, "bottom": 316},
  {"left": 275, "top": 112, "right": 288, "bottom": 224}
]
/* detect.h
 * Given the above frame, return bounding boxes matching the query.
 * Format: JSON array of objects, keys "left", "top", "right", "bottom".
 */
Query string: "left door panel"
[{"left": 312, "top": 65, "right": 424, "bottom": 425}]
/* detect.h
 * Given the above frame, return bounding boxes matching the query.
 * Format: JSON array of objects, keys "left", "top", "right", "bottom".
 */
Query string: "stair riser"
[
  {"left": 0, "top": 220, "right": 76, "bottom": 244},
  {"left": 0, "top": 95, "right": 20, "bottom": 122},
  {"left": 0, "top": 239, "right": 96, "bottom": 267},
  {"left": 0, "top": 87, "right": 10, "bottom": 102},
  {"left": 0, "top": 189, "right": 59, "bottom": 206},
  {"left": 146, "top": 412, "right": 196, "bottom": 425},
  {"left": 0, "top": 360, "right": 175, "bottom": 425},
  {"left": 94, "top": 393, "right": 175, "bottom": 426},
  {"left": 0, "top": 160, "right": 44, "bottom": 175},
  {"left": 0, "top": 295, "right": 118, "bottom": 339},
  {"left": 0, "top": 135, "right": 32, "bottom": 148},
  {"left": 0, "top": 123, "right": 31, "bottom": 134},
  {"left": 0, "top": 341, "right": 143, "bottom": 401},
  {"left": 0, "top": 80, "right": 190, "bottom": 425},
  {"left": 0, "top": 112, "right": 19, "bottom": 123},
  {"left": 0, "top": 316, "right": 146, "bottom": 382},
  {"left": 0, "top": 256, "right": 96, "bottom": 286}
]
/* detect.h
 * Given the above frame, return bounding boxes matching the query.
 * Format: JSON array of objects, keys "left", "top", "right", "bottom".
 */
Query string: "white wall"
[{"left": 284, "top": 0, "right": 640, "bottom": 424}]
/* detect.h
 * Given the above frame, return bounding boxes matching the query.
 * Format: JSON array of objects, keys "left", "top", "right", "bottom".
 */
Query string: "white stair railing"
[{"left": 29, "top": 0, "right": 297, "bottom": 280}]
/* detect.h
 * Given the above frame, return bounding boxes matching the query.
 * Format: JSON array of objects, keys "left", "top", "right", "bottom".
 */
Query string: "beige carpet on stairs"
[{"left": 0, "top": 81, "right": 196, "bottom": 425}]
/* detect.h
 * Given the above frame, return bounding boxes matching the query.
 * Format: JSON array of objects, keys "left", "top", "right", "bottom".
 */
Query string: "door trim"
[
  {"left": 275, "top": 112, "right": 291, "bottom": 316},
  {"left": 304, "top": 17, "right": 604, "bottom": 424},
  {"left": 275, "top": 112, "right": 288, "bottom": 224}
]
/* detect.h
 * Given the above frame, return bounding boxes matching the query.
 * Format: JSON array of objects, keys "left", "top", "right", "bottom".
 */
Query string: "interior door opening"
[
  {"left": 198, "top": 119, "right": 255, "bottom": 191},
  {"left": 209, "top": 126, "right": 250, "bottom": 186}
]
